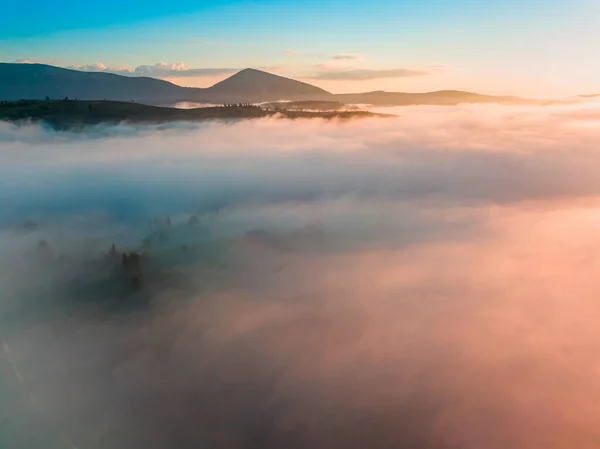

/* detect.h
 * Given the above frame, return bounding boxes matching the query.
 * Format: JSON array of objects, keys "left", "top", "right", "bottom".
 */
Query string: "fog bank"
[{"left": 2, "top": 103, "right": 600, "bottom": 449}]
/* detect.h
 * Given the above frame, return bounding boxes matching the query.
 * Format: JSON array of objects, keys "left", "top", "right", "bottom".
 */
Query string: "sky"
[{"left": 1, "top": 0, "right": 599, "bottom": 97}]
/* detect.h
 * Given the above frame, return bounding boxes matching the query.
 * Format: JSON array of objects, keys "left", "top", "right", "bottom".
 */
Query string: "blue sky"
[{"left": 1, "top": 0, "right": 598, "bottom": 96}]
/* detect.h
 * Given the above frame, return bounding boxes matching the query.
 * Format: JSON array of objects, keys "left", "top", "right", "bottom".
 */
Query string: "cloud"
[
  {"left": 306, "top": 68, "right": 432, "bottom": 80},
  {"left": 15, "top": 59, "right": 122, "bottom": 73},
  {"left": 65, "top": 61, "right": 238, "bottom": 78},
  {"left": 67, "top": 62, "right": 112, "bottom": 72},
  {"left": 131, "top": 62, "right": 237, "bottom": 78},
  {"left": 65, "top": 62, "right": 132, "bottom": 76},
  {"left": 13, "top": 57, "right": 57, "bottom": 65},
  {"left": 283, "top": 50, "right": 363, "bottom": 62},
  {"left": 3, "top": 102, "right": 600, "bottom": 449},
  {"left": 331, "top": 54, "right": 361, "bottom": 60},
  {"left": 13, "top": 59, "right": 238, "bottom": 79}
]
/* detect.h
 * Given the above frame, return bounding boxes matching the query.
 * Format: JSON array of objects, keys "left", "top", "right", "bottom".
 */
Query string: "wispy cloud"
[
  {"left": 12, "top": 57, "right": 437, "bottom": 84},
  {"left": 61, "top": 61, "right": 237, "bottom": 78},
  {"left": 64, "top": 62, "right": 131, "bottom": 75},
  {"left": 282, "top": 50, "right": 361, "bottom": 61},
  {"left": 331, "top": 54, "right": 361, "bottom": 61},
  {"left": 305, "top": 68, "right": 432, "bottom": 81},
  {"left": 131, "top": 63, "right": 237, "bottom": 78},
  {"left": 280, "top": 52, "right": 438, "bottom": 82},
  {"left": 13, "top": 57, "right": 56, "bottom": 65}
]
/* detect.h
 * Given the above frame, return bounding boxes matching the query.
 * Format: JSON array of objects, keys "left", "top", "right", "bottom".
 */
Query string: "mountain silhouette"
[
  {"left": 0, "top": 63, "right": 187, "bottom": 103},
  {"left": 0, "top": 64, "right": 329, "bottom": 104},
  {"left": 208, "top": 68, "right": 332, "bottom": 102},
  {"left": 0, "top": 63, "right": 539, "bottom": 106}
]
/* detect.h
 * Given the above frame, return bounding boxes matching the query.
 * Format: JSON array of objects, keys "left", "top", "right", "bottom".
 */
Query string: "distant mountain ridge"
[
  {"left": 0, "top": 63, "right": 186, "bottom": 103},
  {"left": 334, "top": 90, "right": 531, "bottom": 106},
  {"left": 0, "top": 62, "right": 541, "bottom": 106},
  {"left": 0, "top": 63, "right": 330, "bottom": 104}
]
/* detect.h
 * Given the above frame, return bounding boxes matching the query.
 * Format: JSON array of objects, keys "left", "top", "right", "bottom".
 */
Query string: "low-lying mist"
[{"left": 2, "top": 102, "right": 600, "bottom": 449}]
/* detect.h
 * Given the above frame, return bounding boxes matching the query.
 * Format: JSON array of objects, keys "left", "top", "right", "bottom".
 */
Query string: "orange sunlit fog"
[{"left": 3, "top": 101, "right": 600, "bottom": 448}]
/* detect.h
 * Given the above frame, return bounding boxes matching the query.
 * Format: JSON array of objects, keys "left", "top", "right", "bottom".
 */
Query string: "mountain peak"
[
  {"left": 208, "top": 68, "right": 332, "bottom": 101},
  {"left": 237, "top": 68, "right": 268, "bottom": 74},
  {"left": 221, "top": 68, "right": 282, "bottom": 81}
]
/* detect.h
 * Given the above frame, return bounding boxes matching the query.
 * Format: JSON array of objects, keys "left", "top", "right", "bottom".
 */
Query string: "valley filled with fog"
[{"left": 2, "top": 102, "right": 600, "bottom": 449}]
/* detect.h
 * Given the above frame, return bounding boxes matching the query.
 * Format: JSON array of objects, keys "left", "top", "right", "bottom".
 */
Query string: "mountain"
[
  {"left": 0, "top": 63, "right": 329, "bottom": 104},
  {"left": 0, "top": 62, "right": 541, "bottom": 106},
  {"left": 206, "top": 68, "right": 332, "bottom": 102},
  {"left": 334, "top": 90, "right": 537, "bottom": 106},
  {"left": 0, "top": 63, "right": 191, "bottom": 103}
]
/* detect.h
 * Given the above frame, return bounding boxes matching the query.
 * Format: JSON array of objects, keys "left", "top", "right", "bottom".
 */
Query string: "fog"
[
  {"left": 2, "top": 103, "right": 600, "bottom": 449},
  {"left": 171, "top": 102, "right": 222, "bottom": 109}
]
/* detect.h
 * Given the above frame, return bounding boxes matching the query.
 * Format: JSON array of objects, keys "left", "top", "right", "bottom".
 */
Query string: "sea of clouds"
[{"left": 2, "top": 102, "right": 600, "bottom": 449}]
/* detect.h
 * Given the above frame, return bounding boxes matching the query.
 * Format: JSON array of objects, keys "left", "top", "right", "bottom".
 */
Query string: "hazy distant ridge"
[{"left": 0, "top": 63, "right": 541, "bottom": 106}]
